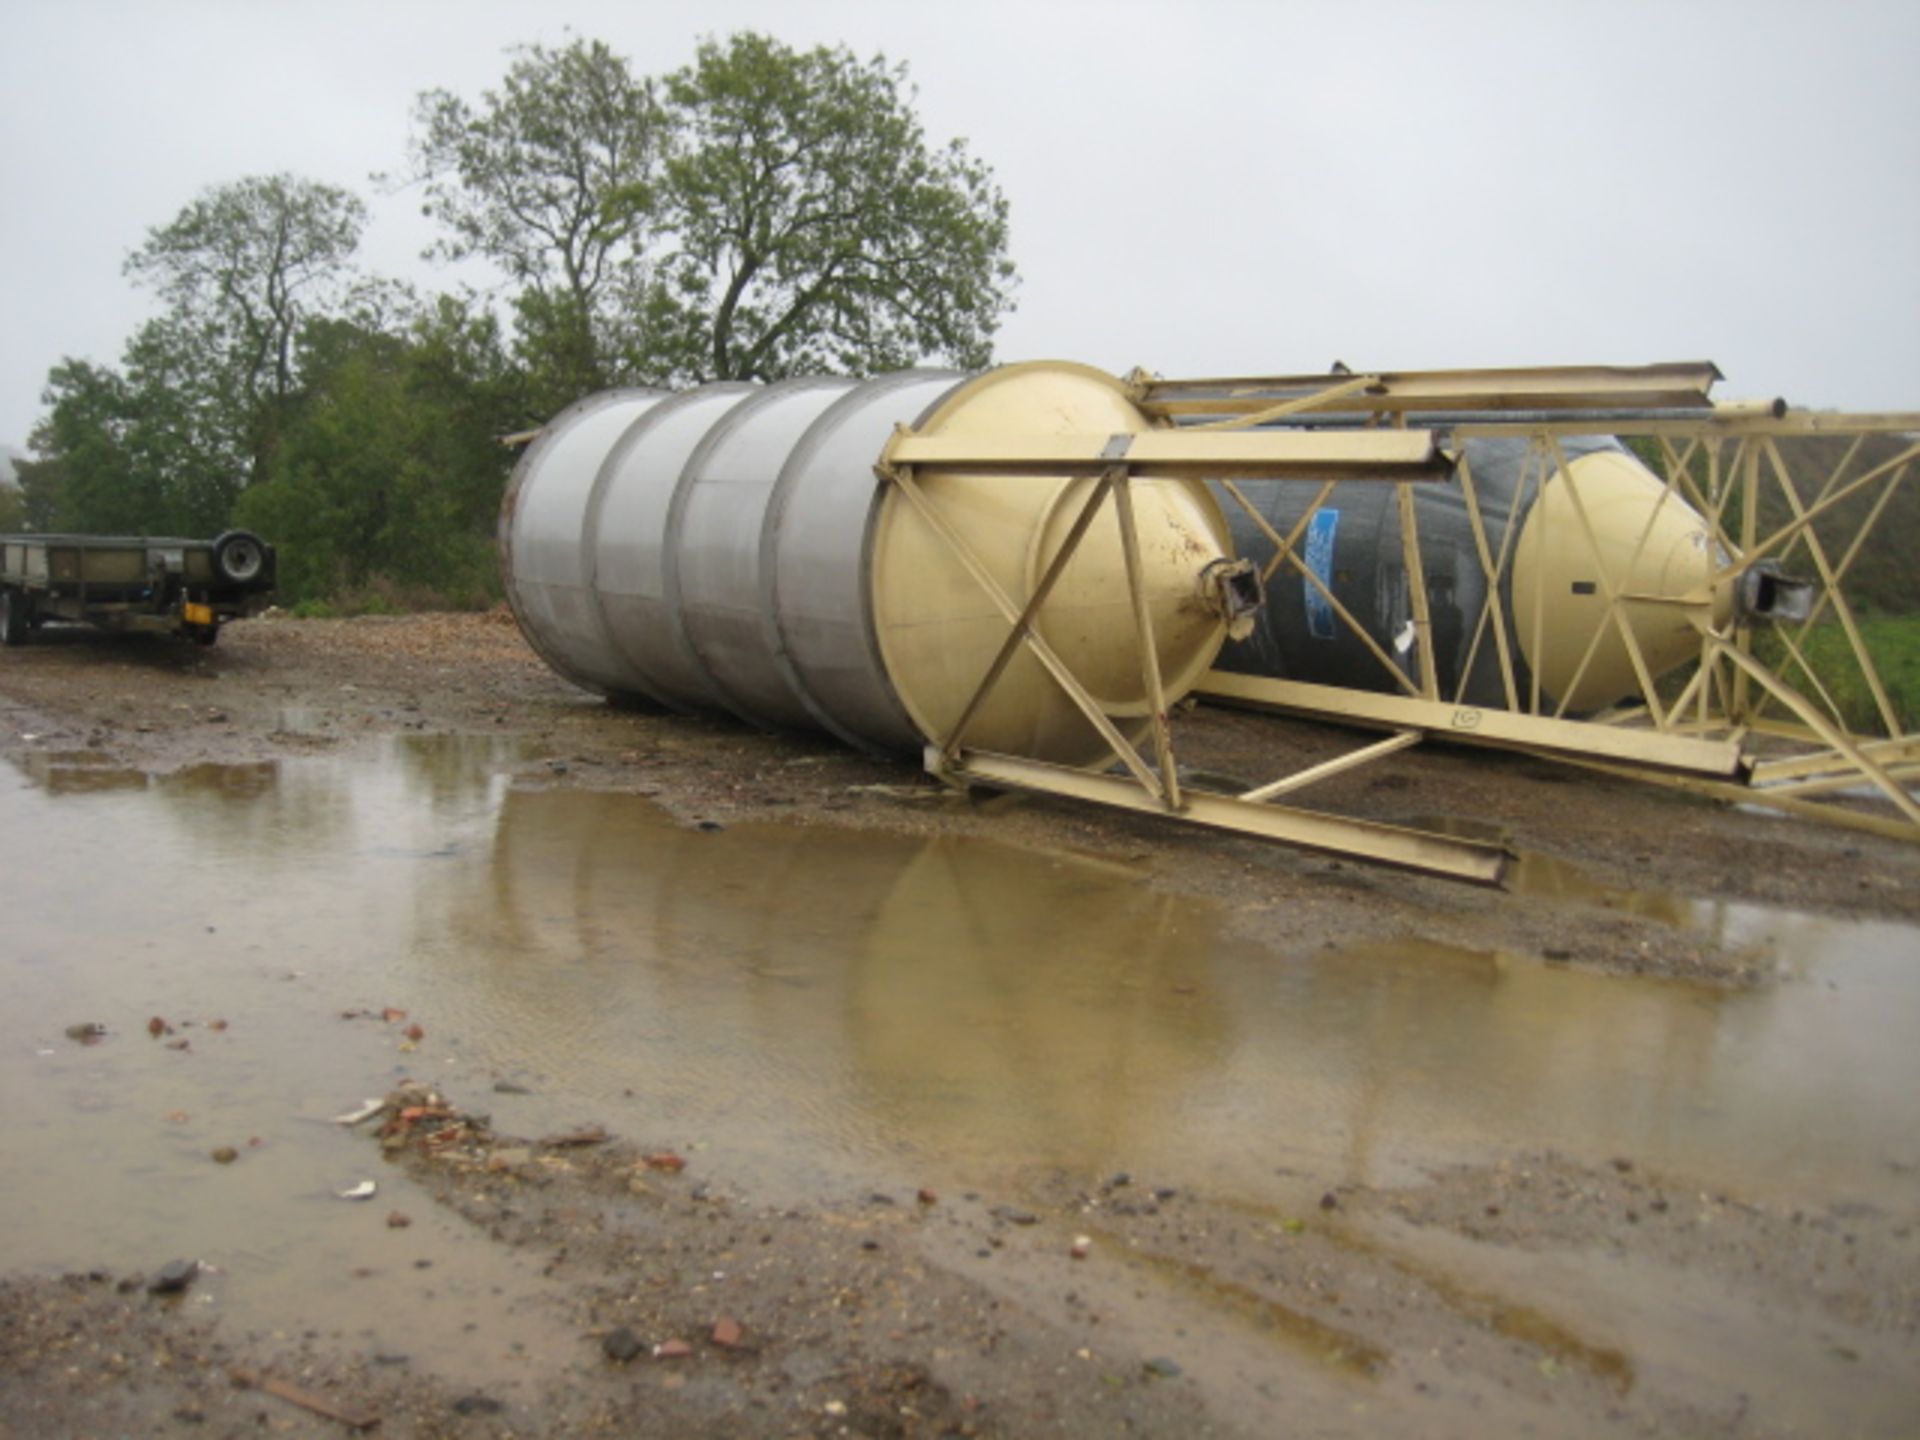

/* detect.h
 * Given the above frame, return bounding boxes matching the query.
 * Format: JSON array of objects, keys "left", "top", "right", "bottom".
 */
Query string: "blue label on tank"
[{"left": 1303, "top": 508, "right": 1339, "bottom": 640}]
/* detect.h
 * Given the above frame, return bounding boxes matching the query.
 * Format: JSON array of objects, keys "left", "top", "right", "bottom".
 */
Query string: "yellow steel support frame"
[
  {"left": 876, "top": 415, "right": 1512, "bottom": 886},
  {"left": 1171, "top": 368, "right": 1920, "bottom": 842}
]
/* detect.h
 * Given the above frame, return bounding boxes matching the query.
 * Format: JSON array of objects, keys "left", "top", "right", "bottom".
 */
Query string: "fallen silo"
[
  {"left": 501, "top": 361, "right": 1250, "bottom": 765},
  {"left": 1212, "top": 436, "right": 1736, "bottom": 714}
]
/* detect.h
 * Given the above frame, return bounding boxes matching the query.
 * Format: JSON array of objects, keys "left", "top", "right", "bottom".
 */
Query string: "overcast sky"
[{"left": 2, "top": 0, "right": 1916, "bottom": 449}]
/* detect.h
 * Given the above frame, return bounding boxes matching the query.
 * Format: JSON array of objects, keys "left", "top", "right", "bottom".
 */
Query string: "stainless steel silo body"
[{"left": 500, "top": 362, "right": 1239, "bottom": 765}]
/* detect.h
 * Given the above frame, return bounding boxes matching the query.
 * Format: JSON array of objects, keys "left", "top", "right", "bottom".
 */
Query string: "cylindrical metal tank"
[
  {"left": 1213, "top": 437, "right": 1732, "bottom": 713},
  {"left": 501, "top": 362, "right": 1239, "bottom": 765}
]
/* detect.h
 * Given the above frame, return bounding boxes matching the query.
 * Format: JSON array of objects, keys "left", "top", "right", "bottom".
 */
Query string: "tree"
[
  {"left": 17, "top": 360, "right": 150, "bottom": 532},
  {"left": 236, "top": 296, "right": 524, "bottom": 606},
  {"left": 403, "top": 38, "right": 664, "bottom": 406},
  {"left": 125, "top": 174, "right": 374, "bottom": 488},
  {"left": 403, "top": 33, "right": 1017, "bottom": 400},
  {"left": 645, "top": 33, "right": 1015, "bottom": 384},
  {"left": 24, "top": 175, "right": 381, "bottom": 537}
]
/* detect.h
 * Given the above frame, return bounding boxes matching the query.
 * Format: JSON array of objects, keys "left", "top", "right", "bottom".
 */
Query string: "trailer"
[{"left": 0, "top": 529, "right": 275, "bottom": 647}]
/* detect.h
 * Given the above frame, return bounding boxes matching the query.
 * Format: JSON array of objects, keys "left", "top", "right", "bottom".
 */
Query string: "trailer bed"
[{"left": 0, "top": 530, "right": 275, "bottom": 646}]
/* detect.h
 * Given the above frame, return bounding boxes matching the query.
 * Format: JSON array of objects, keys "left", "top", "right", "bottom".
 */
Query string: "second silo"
[{"left": 1212, "top": 437, "right": 1733, "bottom": 713}]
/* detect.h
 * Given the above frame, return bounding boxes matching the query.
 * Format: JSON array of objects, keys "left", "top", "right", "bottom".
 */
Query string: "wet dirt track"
[{"left": 1, "top": 613, "right": 1916, "bottom": 1438}]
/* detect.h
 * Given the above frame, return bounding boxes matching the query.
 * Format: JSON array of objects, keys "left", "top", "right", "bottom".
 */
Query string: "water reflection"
[
  {"left": 418, "top": 785, "right": 1920, "bottom": 1205},
  {"left": 416, "top": 789, "right": 1232, "bottom": 1176},
  {"left": 13, "top": 748, "right": 151, "bottom": 795},
  {"left": 4, "top": 733, "right": 1918, "bottom": 1397},
  {"left": 0, "top": 735, "right": 566, "bottom": 1384}
]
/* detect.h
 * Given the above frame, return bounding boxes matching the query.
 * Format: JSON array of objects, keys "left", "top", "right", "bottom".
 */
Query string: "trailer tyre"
[{"left": 211, "top": 530, "right": 268, "bottom": 586}]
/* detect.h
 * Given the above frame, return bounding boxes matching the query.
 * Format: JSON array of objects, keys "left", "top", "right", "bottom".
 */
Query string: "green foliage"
[
  {"left": 1625, "top": 433, "right": 1920, "bottom": 616},
  {"left": 19, "top": 360, "right": 150, "bottom": 531},
  {"left": 402, "top": 31, "right": 1016, "bottom": 396},
  {"left": 236, "top": 296, "right": 521, "bottom": 607},
  {"left": 26, "top": 175, "right": 380, "bottom": 538},
  {"left": 642, "top": 33, "right": 1015, "bottom": 383},
  {"left": 24, "top": 32, "right": 1020, "bottom": 612},
  {"left": 126, "top": 174, "right": 377, "bottom": 488},
  {"left": 404, "top": 38, "right": 664, "bottom": 401},
  {"left": 1759, "top": 615, "right": 1920, "bottom": 736}
]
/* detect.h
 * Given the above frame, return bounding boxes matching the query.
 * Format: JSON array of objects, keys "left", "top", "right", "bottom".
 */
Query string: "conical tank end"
[
  {"left": 869, "top": 361, "right": 1238, "bottom": 767},
  {"left": 1511, "top": 450, "right": 1720, "bottom": 714}
]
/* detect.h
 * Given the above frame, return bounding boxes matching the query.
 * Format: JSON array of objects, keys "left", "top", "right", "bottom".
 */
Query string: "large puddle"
[{"left": 4, "top": 736, "right": 1917, "bottom": 1401}]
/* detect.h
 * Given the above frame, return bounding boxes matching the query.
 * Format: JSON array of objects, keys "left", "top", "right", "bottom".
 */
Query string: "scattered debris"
[
  {"left": 147, "top": 1016, "right": 169, "bottom": 1037},
  {"left": 846, "top": 782, "right": 945, "bottom": 802},
  {"left": 492, "top": 1080, "right": 533, "bottom": 1095},
  {"left": 385, "top": 1211, "right": 411, "bottom": 1229},
  {"left": 210, "top": 1147, "right": 239, "bottom": 1165},
  {"left": 64, "top": 1022, "right": 106, "bottom": 1045},
  {"left": 230, "top": 1367, "right": 379, "bottom": 1431},
  {"left": 654, "top": 1339, "right": 693, "bottom": 1360},
  {"left": 337, "top": 1181, "right": 377, "bottom": 1201},
  {"left": 1143, "top": 1357, "right": 1183, "bottom": 1379},
  {"left": 642, "top": 1151, "right": 687, "bottom": 1173},
  {"left": 917, "top": 1188, "right": 939, "bottom": 1206},
  {"left": 403, "top": 1023, "right": 425, "bottom": 1043},
  {"left": 149, "top": 1260, "right": 198, "bottom": 1295},
  {"left": 539, "top": 1126, "right": 611, "bottom": 1149},
  {"left": 603, "top": 1326, "right": 644, "bottom": 1363},
  {"left": 991, "top": 1206, "right": 1038, "bottom": 1226},
  {"left": 711, "top": 1316, "right": 744, "bottom": 1349},
  {"left": 332, "top": 1098, "right": 385, "bottom": 1126},
  {"left": 1070, "top": 1236, "right": 1092, "bottom": 1260}
]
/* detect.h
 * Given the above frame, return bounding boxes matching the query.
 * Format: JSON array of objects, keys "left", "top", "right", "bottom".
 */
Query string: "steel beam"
[
  {"left": 1197, "top": 672, "right": 1748, "bottom": 777},
  {"left": 932, "top": 748, "right": 1512, "bottom": 887},
  {"left": 1238, "top": 730, "right": 1424, "bottom": 803},
  {"left": 1555, "top": 758, "right": 1920, "bottom": 844},
  {"left": 1748, "top": 737, "right": 1920, "bottom": 786},
  {"left": 1449, "top": 414, "right": 1920, "bottom": 439},
  {"left": 880, "top": 428, "right": 1455, "bottom": 480},
  {"left": 1135, "top": 362, "right": 1724, "bottom": 418}
]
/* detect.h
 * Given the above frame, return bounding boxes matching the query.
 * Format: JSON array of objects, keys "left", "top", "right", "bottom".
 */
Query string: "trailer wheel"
[
  {"left": 0, "top": 589, "right": 31, "bottom": 647},
  {"left": 211, "top": 530, "right": 268, "bottom": 585}
]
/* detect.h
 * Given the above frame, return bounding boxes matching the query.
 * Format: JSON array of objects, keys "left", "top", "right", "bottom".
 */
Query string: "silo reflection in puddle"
[{"left": 422, "top": 786, "right": 1920, "bottom": 1211}]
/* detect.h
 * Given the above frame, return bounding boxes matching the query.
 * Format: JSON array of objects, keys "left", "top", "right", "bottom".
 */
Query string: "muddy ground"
[{"left": 1, "top": 612, "right": 1915, "bottom": 1438}]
